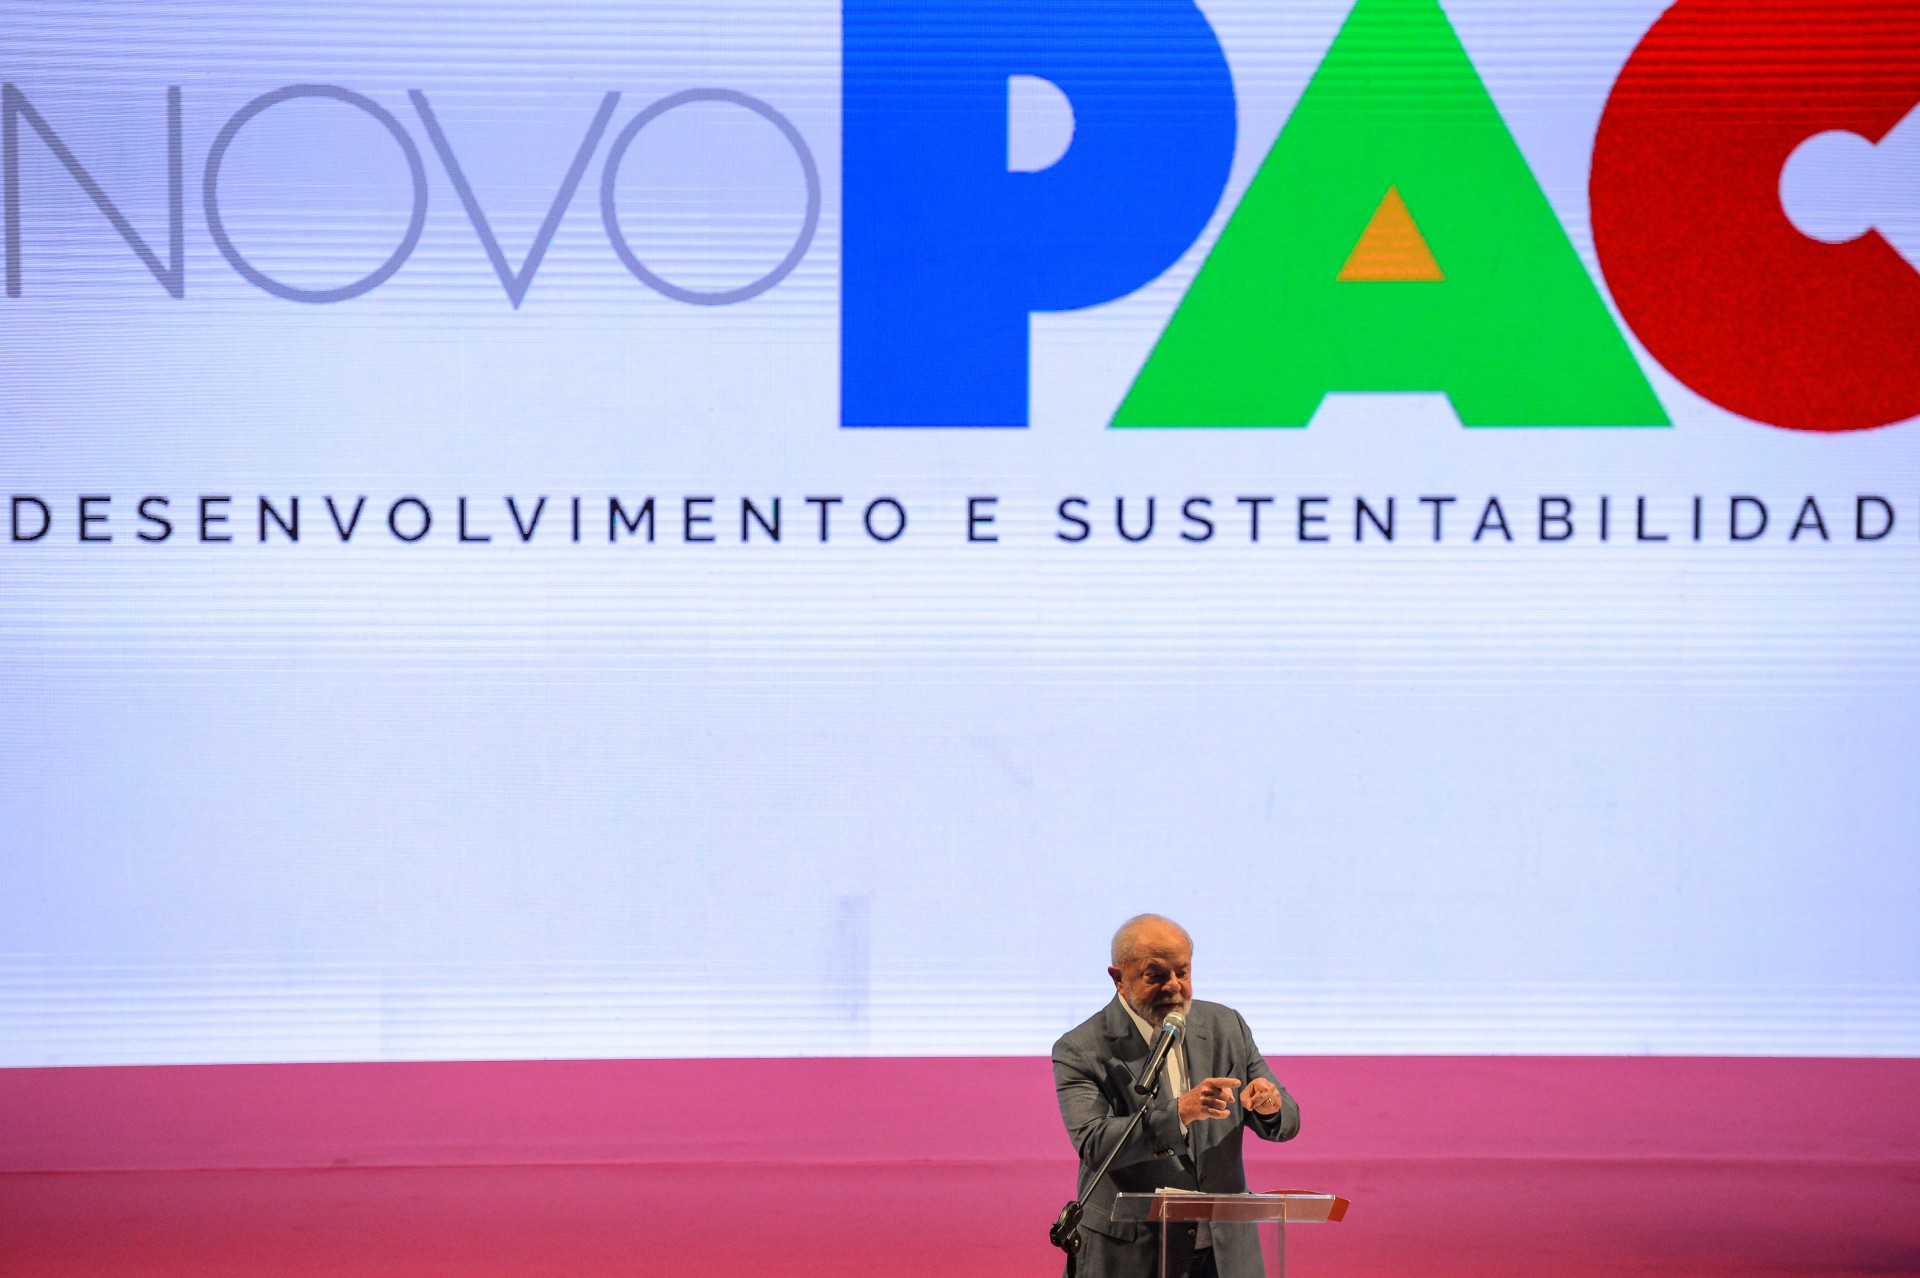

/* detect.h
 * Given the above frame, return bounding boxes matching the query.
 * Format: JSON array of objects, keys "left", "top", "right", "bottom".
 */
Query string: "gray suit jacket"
[{"left": 1053, "top": 997, "right": 1300, "bottom": 1278}]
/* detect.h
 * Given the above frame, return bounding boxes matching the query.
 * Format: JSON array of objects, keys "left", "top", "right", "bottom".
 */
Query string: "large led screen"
[{"left": 3, "top": 0, "right": 1917, "bottom": 1066}]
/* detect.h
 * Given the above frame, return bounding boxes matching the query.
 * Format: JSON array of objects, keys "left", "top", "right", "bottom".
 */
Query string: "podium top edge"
[{"left": 1109, "top": 1192, "right": 1350, "bottom": 1224}]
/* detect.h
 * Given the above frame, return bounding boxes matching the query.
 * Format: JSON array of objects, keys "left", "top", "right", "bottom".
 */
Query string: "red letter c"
[{"left": 1592, "top": 1, "right": 1920, "bottom": 433}]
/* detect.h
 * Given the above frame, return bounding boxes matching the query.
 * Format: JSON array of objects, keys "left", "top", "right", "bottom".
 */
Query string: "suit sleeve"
[
  {"left": 1236, "top": 1011, "right": 1301, "bottom": 1143},
  {"left": 1053, "top": 1037, "right": 1190, "bottom": 1171}
]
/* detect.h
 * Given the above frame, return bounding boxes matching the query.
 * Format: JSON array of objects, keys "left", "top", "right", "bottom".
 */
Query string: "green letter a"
[{"left": 1113, "top": 0, "right": 1667, "bottom": 428}]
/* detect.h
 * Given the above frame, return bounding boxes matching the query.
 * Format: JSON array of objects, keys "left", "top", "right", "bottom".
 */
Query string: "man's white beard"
[{"left": 1126, "top": 990, "right": 1190, "bottom": 1027}]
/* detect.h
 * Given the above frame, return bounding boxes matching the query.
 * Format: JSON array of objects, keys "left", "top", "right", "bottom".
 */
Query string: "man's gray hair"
[{"left": 1110, "top": 914, "right": 1193, "bottom": 967}]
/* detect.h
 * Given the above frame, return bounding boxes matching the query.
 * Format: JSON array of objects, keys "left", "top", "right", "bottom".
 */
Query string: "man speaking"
[{"left": 1053, "top": 915, "right": 1301, "bottom": 1278}]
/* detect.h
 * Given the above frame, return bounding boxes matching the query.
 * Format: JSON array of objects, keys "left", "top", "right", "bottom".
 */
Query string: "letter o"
[
  {"left": 388, "top": 496, "right": 432, "bottom": 542},
  {"left": 863, "top": 497, "right": 906, "bottom": 542},
  {"left": 205, "top": 85, "right": 429, "bottom": 303},
  {"left": 600, "top": 88, "right": 821, "bottom": 306}
]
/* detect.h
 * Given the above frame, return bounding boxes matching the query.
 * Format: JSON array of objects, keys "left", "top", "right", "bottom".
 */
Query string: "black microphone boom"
[{"left": 1134, "top": 1008, "right": 1186, "bottom": 1096}]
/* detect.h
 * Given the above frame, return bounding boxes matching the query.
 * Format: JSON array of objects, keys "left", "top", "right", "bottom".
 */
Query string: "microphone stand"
[{"left": 1049, "top": 1067, "right": 1167, "bottom": 1278}]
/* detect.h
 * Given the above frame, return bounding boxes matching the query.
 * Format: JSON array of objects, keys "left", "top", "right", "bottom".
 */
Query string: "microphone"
[{"left": 1134, "top": 1008, "right": 1187, "bottom": 1096}]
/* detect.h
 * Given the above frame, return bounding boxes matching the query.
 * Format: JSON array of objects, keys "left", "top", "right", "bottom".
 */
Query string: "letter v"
[
  {"left": 410, "top": 91, "right": 620, "bottom": 308},
  {"left": 506, "top": 495, "right": 546, "bottom": 542},
  {"left": 326, "top": 495, "right": 366, "bottom": 541}
]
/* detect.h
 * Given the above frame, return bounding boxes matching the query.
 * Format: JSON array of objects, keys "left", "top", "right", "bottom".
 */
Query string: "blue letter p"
[{"left": 842, "top": 0, "right": 1236, "bottom": 427}]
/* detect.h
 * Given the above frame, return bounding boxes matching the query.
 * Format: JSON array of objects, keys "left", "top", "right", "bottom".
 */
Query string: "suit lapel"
[
  {"left": 1102, "top": 997, "right": 1150, "bottom": 1094},
  {"left": 1184, "top": 1006, "right": 1216, "bottom": 1085},
  {"left": 1181, "top": 1006, "right": 1216, "bottom": 1163}
]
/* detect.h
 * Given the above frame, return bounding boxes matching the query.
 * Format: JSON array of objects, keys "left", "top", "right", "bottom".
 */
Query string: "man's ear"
[{"left": 1107, "top": 966, "right": 1123, "bottom": 988}]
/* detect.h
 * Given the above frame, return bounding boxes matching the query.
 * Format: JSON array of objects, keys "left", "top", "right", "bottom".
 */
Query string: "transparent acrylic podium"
[{"left": 1110, "top": 1191, "right": 1349, "bottom": 1278}]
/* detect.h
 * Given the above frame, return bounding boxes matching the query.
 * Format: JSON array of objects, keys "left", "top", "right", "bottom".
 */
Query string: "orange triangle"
[{"left": 1337, "top": 186, "right": 1444, "bottom": 282}]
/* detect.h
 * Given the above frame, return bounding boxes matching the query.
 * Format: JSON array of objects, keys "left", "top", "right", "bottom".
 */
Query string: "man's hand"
[
  {"left": 1178, "top": 1077, "right": 1242, "bottom": 1125},
  {"left": 1241, "top": 1077, "right": 1284, "bottom": 1117}
]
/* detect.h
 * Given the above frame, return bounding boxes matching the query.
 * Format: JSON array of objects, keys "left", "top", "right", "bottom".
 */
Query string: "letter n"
[{"left": 4, "top": 85, "right": 184, "bottom": 297}]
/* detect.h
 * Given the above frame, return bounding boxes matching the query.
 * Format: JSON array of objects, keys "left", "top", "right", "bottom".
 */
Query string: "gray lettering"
[{"left": 205, "top": 85, "right": 427, "bottom": 302}]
